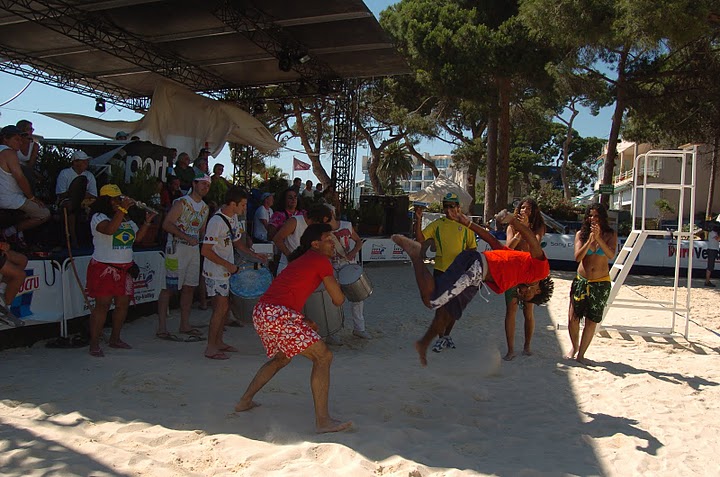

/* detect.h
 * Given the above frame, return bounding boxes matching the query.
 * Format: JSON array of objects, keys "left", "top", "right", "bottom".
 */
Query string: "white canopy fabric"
[
  {"left": 42, "top": 79, "right": 280, "bottom": 158},
  {"left": 409, "top": 174, "right": 473, "bottom": 214}
]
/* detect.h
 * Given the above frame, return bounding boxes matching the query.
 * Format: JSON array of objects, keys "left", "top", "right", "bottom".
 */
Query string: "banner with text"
[{"left": 8, "top": 260, "right": 64, "bottom": 323}]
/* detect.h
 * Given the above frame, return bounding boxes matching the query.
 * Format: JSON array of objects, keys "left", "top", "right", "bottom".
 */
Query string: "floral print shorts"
[{"left": 253, "top": 302, "right": 321, "bottom": 358}]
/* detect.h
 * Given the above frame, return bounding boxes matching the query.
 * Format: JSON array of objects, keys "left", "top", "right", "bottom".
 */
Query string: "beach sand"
[{"left": 2, "top": 264, "right": 720, "bottom": 476}]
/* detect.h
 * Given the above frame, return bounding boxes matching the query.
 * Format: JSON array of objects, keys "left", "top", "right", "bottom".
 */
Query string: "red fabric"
[
  {"left": 85, "top": 258, "right": 135, "bottom": 298},
  {"left": 483, "top": 249, "right": 550, "bottom": 294},
  {"left": 260, "top": 250, "right": 333, "bottom": 312},
  {"left": 253, "top": 302, "right": 321, "bottom": 358},
  {"left": 292, "top": 157, "right": 311, "bottom": 171}
]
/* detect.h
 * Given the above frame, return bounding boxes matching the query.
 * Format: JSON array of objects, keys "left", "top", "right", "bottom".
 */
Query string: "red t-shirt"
[
  {"left": 260, "top": 250, "right": 334, "bottom": 312},
  {"left": 483, "top": 248, "right": 550, "bottom": 294}
]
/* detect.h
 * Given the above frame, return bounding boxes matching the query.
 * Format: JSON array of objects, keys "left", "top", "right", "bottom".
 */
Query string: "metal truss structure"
[
  {"left": 231, "top": 143, "right": 256, "bottom": 190},
  {"left": 330, "top": 80, "right": 359, "bottom": 212}
]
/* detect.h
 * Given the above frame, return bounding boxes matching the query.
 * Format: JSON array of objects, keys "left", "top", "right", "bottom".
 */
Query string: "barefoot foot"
[
  {"left": 564, "top": 350, "right": 577, "bottom": 360},
  {"left": 522, "top": 349, "right": 533, "bottom": 356},
  {"left": 391, "top": 234, "right": 421, "bottom": 260},
  {"left": 503, "top": 351, "right": 516, "bottom": 361},
  {"left": 415, "top": 340, "right": 428, "bottom": 367},
  {"left": 575, "top": 356, "right": 594, "bottom": 366},
  {"left": 316, "top": 418, "right": 353, "bottom": 434},
  {"left": 234, "top": 400, "right": 261, "bottom": 412}
]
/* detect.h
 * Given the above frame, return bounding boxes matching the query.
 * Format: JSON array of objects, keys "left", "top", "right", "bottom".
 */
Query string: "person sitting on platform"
[
  {"left": 252, "top": 192, "right": 274, "bottom": 243},
  {"left": 0, "top": 239, "right": 28, "bottom": 327},
  {"left": 235, "top": 223, "right": 352, "bottom": 434},
  {"left": 391, "top": 209, "right": 554, "bottom": 366},
  {"left": 115, "top": 131, "right": 129, "bottom": 141},
  {"left": 161, "top": 176, "right": 182, "bottom": 211},
  {"left": 0, "top": 125, "right": 50, "bottom": 247},
  {"left": 173, "top": 153, "right": 195, "bottom": 193},
  {"left": 16, "top": 120, "right": 39, "bottom": 189},
  {"left": 56, "top": 150, "right": 98, "bottom": 248}
]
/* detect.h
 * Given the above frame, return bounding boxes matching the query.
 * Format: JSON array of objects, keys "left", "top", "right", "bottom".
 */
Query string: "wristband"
[{"left": 118, "top": 206, "right": 128, "bottom": 214}]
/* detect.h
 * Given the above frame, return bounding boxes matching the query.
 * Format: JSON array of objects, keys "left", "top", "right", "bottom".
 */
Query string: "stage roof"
[{"left": 0, "top": 0, "right": 409, "bottom": 109}]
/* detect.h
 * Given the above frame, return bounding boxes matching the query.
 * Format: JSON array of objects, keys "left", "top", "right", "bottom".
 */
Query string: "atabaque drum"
[
  {"left": 337, "top": 264, "right": 373, "bottom": 302},
  {"left": 230, "top": 263, "right": 273, "bottom": 299},
  {"left": 303, "top": 286, "right": 344, "bottom": 338}
]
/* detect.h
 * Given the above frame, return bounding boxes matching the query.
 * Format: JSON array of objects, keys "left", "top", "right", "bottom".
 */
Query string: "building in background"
[{"left": 360, "top": 153, "right": 454, "bottom": 194}]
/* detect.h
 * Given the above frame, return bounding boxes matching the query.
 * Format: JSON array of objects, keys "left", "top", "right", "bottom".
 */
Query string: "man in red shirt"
[
  {"left": 393, "top": 210, "right": 554, "bottom": 366},
  {"left": 235, "top": 223, "right": 352, "bottom": 434}
]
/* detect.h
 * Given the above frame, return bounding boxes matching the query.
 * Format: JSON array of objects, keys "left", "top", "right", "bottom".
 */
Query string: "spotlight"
[
  {"left": 298, "top": 53, "right": 311, "bottom": 64},
  {"left": 252, "top": 99, "right": 267, "bottom": 116},
  {"left": 278, "top": 101, "right": 291, "bottom": 114},
  {"left": 278, "top": 50, "right": 293, "bottom": 72},
  {"left": 95, "top": 97, "right": 106, "bottom": 113}
]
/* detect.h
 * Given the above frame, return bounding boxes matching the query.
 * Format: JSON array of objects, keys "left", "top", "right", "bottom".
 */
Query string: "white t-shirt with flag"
[{"left": 90, "top": 213, "right": 138, "bottom": 264}]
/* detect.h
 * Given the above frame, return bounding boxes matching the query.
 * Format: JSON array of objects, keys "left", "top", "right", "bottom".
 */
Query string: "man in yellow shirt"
[{"left": 414, "top": 193, "right": 477, "bottom": 355}]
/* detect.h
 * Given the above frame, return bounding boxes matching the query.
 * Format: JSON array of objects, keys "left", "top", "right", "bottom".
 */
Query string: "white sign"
[
  {"left": 7, "top": 260, "right": 64, "bottom": 323},
  {"left": 361, "top": 238, "right": 410, "bottom": 262}
]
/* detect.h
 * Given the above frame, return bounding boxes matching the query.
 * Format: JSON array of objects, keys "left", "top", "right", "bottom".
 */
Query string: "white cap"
[{"left": 71, "top": 150, "right": 91, "bottom": 161}]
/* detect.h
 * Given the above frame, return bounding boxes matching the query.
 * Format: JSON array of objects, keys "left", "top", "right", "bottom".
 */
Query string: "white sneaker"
[
  {"left": 352, "top": 329, "right": 371, "bottom": 339},
  {"left": 0, "top": 296, "right": 24, "bottom": 328}
]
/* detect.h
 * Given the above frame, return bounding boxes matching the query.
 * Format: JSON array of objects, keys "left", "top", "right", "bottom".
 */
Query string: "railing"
[{"left": 613, "top": 167, "right": 660, "bottom": 184}]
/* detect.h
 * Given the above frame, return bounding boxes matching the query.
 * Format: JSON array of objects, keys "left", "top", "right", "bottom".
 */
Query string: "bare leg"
[
  {"left": 503, "top": 299, "right": 518, "bottom": 361},
  {"left": 178, "top": 285, "right": 195, "bottom": 332},
  {"left": 205, "top": 295, "right": 229, "bottom": 357},
  {"left": 576, "top": 320, "right": 598, "bottom": 365},
  {"left": 235, "top": 353, "right": 291, "bottom": 411},
  {"left": 157, "top": 288, "right": 172, "bottom": 334},
  {"left": 1, "top": 260, "right": 26, "bottom": 307},
  {"left": 89, "top": 297, "right": 112, "bottom": 355},
  {"left": 392, "top": 234, "right": 435, "bottom": 307},
  {"left": 298, "top": 341, "right": 352, "bottom": 433},
  {"left": 109, "top": 295, "right": 131, "bottom": 347},
  {"left": 566, "top": 302, "right": 580, "bottom": 359},
  {"left": 416, "top": 307, "right": 454, "bottom": 366},
  {"left": 522, "top": 303, "right": 535, "bottom": 356}
]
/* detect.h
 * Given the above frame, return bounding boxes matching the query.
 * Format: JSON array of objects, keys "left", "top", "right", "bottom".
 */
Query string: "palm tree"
[{"left": 377, "top": 142, "right": 413, "bottom": 195}]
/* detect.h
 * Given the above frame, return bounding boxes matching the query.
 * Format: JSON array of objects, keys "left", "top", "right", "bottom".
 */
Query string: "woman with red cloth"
[
  {"left": 86, "top": 184, "right": 156, "bottom": 357},
  {"left": 235, "top": 223, "right": 352, "bottom": 434}
]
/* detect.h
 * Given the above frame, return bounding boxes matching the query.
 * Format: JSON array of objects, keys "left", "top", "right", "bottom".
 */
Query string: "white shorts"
[
  {"left": 204, "top": 276, "right": 230, "bottom": 297},
  {"left": 165, "top": 243, "right": 200, "bottom": 289}
]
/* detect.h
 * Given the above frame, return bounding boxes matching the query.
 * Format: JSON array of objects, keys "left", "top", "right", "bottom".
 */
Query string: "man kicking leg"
[{"left": 393, "top": 210, "right": 554, "bottom": 366}]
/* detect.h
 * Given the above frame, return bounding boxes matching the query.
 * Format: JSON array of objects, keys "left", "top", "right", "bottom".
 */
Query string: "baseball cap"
[
  {"left": 442, "top": 192, "right": 460, "bottom": 204},
  {"left": 261, "top": 192, "right": 274, "bottom": 201},
  {"left": 71, "top": 150, "right": 91, "bottom": 161},
  {"left": 193, "top": 172, "right": 211, "bottom": 183},
  {"left": 100, "top": 184, "right": 123, "bottom": 197},
  {"left": 1, "top": 125, "right": 23, "bottom": 136}
]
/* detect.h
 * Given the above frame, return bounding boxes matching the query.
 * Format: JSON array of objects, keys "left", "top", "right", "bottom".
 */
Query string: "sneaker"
[
  {"left": 705, "top": 282, "right": 716, "bottom": 287},
  {"left": 444, "top": 336, "right": 456, "bottom": 349},
  {"left": 0, "top": 296, "right": 24, "bottom": 328},
  {"left": 352, "top": 329, "right": 371, "bottom": 339},
  {"left": 431, "top": 337, "right": 447, "bottom": 353}
]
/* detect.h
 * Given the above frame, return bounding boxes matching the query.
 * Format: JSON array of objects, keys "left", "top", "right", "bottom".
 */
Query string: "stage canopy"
[{"left": 0, "top": 0, "right": 409, "bottom": 110}]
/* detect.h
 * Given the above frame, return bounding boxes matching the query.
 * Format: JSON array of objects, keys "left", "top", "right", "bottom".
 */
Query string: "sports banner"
[{"left": 8, "top": 260, "right": 64, "bottom": 323}]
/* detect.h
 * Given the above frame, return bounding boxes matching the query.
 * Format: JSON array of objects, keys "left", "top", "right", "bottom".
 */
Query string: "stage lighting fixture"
[
  {"left": 278, "top": 50, "right": 293, "bottom": 72},
  {"left": 95, "top": 97, "right": 106, "bottom": 113},
  {"left": 278, "top": 102, "right": 291, "bottom": 114},
  {"left": 252, "top": 99, "right": 267, "bottom": 116},
  {"left": 298, "top": 53, "right": 311, "bottom": 64}
]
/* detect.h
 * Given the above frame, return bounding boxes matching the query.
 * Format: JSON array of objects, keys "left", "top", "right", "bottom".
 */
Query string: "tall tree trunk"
[
  {"left": 601, "top": 48, "right": 629, "bottom": 208},
  {"left": 706, "top": 133, "right": 719, "bottom": 222},
  {"left": 496, "top": 77, "right": 511, "bottom": 210},
  {"left": 466, "top": 163, "right": 478, "bottom": 214},
  {"left": 484, "top": 113, "right": 498, "bottom": 222},
  {"left": 561, "top": 107, "right": 579, "bottom": 200},
  {"left": 292, "top": 99, "right": 332, "bottom": 186}
]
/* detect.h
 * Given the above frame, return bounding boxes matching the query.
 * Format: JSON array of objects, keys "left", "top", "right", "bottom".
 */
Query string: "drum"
[
  {"left": 303, "top": 287, "right": 344, "bottom": 338},
  {"left": 230, "top": 264, "right": 272, "bottom": 299},
  {"left": 337, "top": 264, "right": 373, "bottom": 302}
]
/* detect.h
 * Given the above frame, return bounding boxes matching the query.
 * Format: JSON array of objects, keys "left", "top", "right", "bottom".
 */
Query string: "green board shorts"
[{"left": 570, "top": 274, "right": 611, "bottom": 323}]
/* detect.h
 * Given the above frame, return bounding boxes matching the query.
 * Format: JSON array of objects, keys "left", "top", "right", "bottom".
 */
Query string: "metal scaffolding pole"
[
  {"left": 331, "top": 80, "right": 359, "bottom": 214},
  {"left": 231, "top": 143, "right": 255, "bottom": 189}
]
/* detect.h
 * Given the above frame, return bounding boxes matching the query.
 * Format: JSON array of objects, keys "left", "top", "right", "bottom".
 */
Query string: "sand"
[{"left": 2, "top": 264, "right": 720, "bottom": 476}]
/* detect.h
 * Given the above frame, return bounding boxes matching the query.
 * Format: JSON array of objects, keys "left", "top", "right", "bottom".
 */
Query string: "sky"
[{"left": 0, "top": 0, "right": 613, "bottom": 184}]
